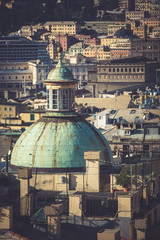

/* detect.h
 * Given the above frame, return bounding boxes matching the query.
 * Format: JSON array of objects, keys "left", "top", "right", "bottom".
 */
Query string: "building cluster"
[{"left": 0, "top": 54, "right": 160, "bottom": 240}]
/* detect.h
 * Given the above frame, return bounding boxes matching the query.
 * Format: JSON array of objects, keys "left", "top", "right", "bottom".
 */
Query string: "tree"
[{"left": 116, "top": 168, "right": 131, "bottom": 189}]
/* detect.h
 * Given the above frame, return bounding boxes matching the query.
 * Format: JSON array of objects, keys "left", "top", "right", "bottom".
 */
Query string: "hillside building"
[{"left": 43, "top": 21, "right": 81, "bottom": 35}]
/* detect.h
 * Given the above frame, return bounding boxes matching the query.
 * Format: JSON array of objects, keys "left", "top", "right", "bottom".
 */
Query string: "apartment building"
[
  {"left": 100, "top": 36, "right": 118, "bottom": 47},
  {"left": 46, "top": 40, "right": 59, "bottom": 60},
  {"left": 107, "top": 22, "right": 127, "bottom": 36},
  {"left": 118, "top": 0, "right": 133, "bottom": 11},
  {"left": 0, "top": 103, "right": 25, "bottom": 120},
  {"left": 83, "top": 45, "right": 110, "bottom": 60},
  {"left": 131, "top": 38, "right": 160, "bottom": 61},
  {"left": 55, "top": 35, "right": 77, "bottom": 52},
  {"left": 135, "top": 0, "right": 150, "bottom": 12},
  {"left": 43, "top": 21, "right": 81, "bottom": 35},
  {"left": 0, "top": 36, "right": 50, "bottom": 63},
  {"left": 0, "top": 61, "right": 51, "bottom": 99},
  {"left": 69, "top": 42, "right": 87, "bottom": 57},
  {"left": 141, "top": 17, "right": 160, "bottom": 33},
  {"left": 150, "top": 28, "right": 160, "bottom": 38},
  {"left": 125, "top": 11, "right": 145, "bottom": 21},
  {"left": 110, "top": 38, "right": 131, "bottom": 59},
  {"left": 135, "top": 0, "right": 160, "bottom": 17},
  {"left": 74, "top": 35, "right": 100, "bottom": 46},
  {"left": 132, "top": 25, "right": 147, "bottom": 39},
  {"left": 0, "top": 69, "right": 32, "bottom": 99}
]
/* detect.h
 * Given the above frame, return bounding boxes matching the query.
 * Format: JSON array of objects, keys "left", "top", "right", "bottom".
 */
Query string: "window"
[
  {"left": 146, "top": 129, "right": 150, "bottom": 134},
  {"left": 125, "top": 130, "right": 130, "bottom": 135},
  {"left": 130, "top": 110, "right": 136, "bottom": 114},
  {"left": 62, "top": 89, "right": 69, "bottom": 110},
  {"left": 110, "top": 110, "right": 116, "bottom": 114},
  {"left": 46, "top": 89, "right": 49, "bottom": 109},
  {"left": 119, "top": 116, "right": 123, "bottom": 122},
  {"left": 9, "top": 107, "right": 12, "bottom": 111},
  {"left": 30, "top": 114, "right": 35, "bottom": 121},
  {"left": 71, "top": 90, "right": 75, "bottom": 107},
  {"left": 4, "top": 107, "right": 7, "bottom": 111},
  {"left": 52, "top": 89, "right": 58, "bottom": 109}
]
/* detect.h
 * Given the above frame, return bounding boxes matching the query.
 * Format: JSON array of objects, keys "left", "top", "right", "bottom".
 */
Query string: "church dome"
[
  {"left": 11, "top": 114, "right": 113, "bottom": 171},
  {"left": 11, "top": 52, "right": 113, "bottom": 172}
]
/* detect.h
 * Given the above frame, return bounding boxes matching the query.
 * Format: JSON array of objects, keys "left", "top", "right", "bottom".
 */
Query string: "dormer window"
[
  {"left": 110, "top": 110, "right": 116, "bottom": 114},
  {"left": 130, "top": 110, "right": 136, "bottom": 114}
]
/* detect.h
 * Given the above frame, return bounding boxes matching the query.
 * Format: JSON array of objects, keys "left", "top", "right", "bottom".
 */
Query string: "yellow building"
[
  {"left": 0, "top": 103, "right": 25, "bottom": 120},
  {"left": 46, "top": 41, "right": 58, "bottom": 60},
  {"left": 141, "top": 18, "right": 160, "bottom": 31},
  {"left": 133, "top": 25, "right": 146, "bottom": 38},
  {"left": 100, "top": 36, "right": 117, "bottom": 47},
  {"left": 83, "top": 45, "right": 109, "bottom": 60},
  {"left": 107, "top": 22, "right": 126, "bottom": 36},
  {"left": 125, "top": 11, "right": 144, "bottom": 21},
  {"left": 135, "top": 0, "right": 150, "bottom": 12},
  {"left": 43, "top": 21, "right": 81, "bottom": 35},
  {"left": 20, "top": 111, "right": 45, "bottom": 123},
  {"left": 135, "top": 0, "right": 160, "bottom": 17}
]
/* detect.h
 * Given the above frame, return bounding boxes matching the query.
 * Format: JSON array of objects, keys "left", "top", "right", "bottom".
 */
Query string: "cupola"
[{"left": 45, "top": 47, "right": 77, "bottom": 112}]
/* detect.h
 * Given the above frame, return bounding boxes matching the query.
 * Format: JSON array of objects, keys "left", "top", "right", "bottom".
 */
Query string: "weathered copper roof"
[
  {"left": 11, "top": 114, "right": 113, "bottom": 170},
  {"left": 45, "top": 57, "right": 76, "bottom": 83}
]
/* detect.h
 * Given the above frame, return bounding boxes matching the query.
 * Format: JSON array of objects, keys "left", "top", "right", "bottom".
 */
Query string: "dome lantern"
[{"left": 45, "top": 49, "right": 77, "bottom": 112}]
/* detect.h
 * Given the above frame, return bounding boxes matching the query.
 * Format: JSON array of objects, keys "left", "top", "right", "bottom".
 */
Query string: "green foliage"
[{"left": 116, "top": 168, "right": 131, "bottom": 188}]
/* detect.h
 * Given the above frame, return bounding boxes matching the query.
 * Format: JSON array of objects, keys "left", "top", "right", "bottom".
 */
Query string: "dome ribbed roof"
[
  {"left": 11, "top": 115, "right": 113, "bottom": 170},
  {"left": 46, "top": 58, "right": 75, "bottom": 83}
]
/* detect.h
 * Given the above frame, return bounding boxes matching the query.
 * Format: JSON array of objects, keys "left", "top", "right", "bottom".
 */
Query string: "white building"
[
  {"left": 28, "top": 60, "right": 52, "bottom": 86},
  {"left": 64, "top": 54, "right": 96, "bottom": 89}
]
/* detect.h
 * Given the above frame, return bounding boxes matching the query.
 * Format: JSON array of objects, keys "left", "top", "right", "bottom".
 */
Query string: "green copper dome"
[
  {"left": 11, "top": 54, "right": 113, "bottom": 172},
  {"left": 11, "top": 114, "right": 113, "bottom": 171},
  {"left": 46, "top": 58, "right": 75, "bottom": 83}
]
